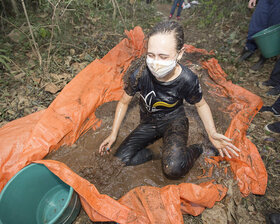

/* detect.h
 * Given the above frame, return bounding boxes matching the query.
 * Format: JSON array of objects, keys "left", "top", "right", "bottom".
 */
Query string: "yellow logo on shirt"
[
  {"left": 153, "top": 101, "right": 178, "bottom": 108},
  {"left": 140, "top": 91, "right": 178, "bottom": 112}
]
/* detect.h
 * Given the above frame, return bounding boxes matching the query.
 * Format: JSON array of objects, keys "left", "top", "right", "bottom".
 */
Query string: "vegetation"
[
  {"left": 0, "top": 0, "right": 161, "bottom": 122},
  {"left": 0, "top": 1, "right": 279, "bottom": 223}
]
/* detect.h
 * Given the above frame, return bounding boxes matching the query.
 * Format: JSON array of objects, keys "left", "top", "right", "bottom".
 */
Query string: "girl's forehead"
[{"left": 147, "top": 33, "right": 177, "bottom": 55}]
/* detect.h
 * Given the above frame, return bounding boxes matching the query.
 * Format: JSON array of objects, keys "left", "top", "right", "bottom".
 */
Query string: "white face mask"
[{"left": 146, "top": 56, "right": 177, "bottom": 79}]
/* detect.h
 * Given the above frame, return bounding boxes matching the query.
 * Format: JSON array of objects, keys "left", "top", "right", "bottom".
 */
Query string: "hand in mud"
[
  {"left": 209, "top": 132, "right": 241, "bottom": 159},
  {"left": 248, "top": 0, "right": 256, "bottom": 8},
  {"left": 99, "top": 134, "right": 116, "bottom": 155}
]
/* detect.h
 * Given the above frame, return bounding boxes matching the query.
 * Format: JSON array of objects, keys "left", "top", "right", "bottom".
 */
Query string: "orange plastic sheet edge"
[
  {"left": 201, "top": 59, "right": 267, "bottom": 196},
  {"left": 0, "top": 26, "right": 267, "bottom": 223}
]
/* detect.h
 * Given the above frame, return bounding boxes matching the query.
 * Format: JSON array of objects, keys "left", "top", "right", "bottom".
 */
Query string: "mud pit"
[{"left": 45, "top": 58, "right": 235, "bottom": 222}]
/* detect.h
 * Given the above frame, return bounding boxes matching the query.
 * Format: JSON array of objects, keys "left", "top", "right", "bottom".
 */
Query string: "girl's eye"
[
  {"left": 147, "top": 54, "right": 154, "bottom": 58},
  {"left": 160, "top": 56, "right": 168, "bottom": 60}
]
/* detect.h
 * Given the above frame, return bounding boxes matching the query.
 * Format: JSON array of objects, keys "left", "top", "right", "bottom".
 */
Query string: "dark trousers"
[
  {"left": 114, "top": 112, "right": 202, "bottom": 179},
  {"left": 246, "top": 0, "right": 280, "bottom": 51},
  {"left": 170, "top": 0, "right": 184, "bottom": 17},
  {"left": 269, "top": 58, "right": 280, "bottom": 86}
]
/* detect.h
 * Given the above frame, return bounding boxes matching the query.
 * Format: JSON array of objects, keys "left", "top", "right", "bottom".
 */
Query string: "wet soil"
[
  {"left": 46, "top": 59, "right": 234, "bottom": 223},
  {"left": 1, "top": 1, "right": 279, "bottom": 223}
]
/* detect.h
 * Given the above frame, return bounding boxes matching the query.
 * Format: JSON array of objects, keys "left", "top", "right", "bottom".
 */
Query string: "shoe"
[
  {"left": 169, "top": 14, "right": 172, "bottom": 19},
  {"left": 259, "top": 106, "right": 280, "bottom": 117},
  {"left": 183, "top": 2, "right": 191, "bottom": 9},
  {"left": 238, "top": 47, "right": 254, "bottom": 62},
  {"left": 176, "top": 16, "right": 181, "bottom": 20},
  {"left": 250, "top": 55, "right": 266, "bottom": 71},
  {"left": 266, "top": 213, "right": 280, "bottom": 224},
  {"left": 191, "top": 0, "right": 199, "bottom": 5},
  {"left": 266, "top": 86, "right": 280, "bottom": 96},
  {"left": 262, "top": 79, "right": 278, "bottom": 87},
  {"left": 265, "top": 121, "right": 280, "bottom": 134}
]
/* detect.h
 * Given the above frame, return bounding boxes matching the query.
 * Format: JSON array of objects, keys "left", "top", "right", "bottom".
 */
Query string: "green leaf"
[
  {"left": 0, "top": 49, "right": 8, "bottom": 53},
  {"left": 39, "top": 27, "right": 47, "bottom": 38},
  {"left": 0, "top": 55, "right": 11, "bottom": 62},
  {"left": 0, "top": 57, "right": 11, "bottom": 71}
]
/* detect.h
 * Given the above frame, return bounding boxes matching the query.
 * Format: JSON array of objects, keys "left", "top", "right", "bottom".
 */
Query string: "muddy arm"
[
  {"left": 195, "top": 97, "right": 240, "bottom": 158},
  {"left": 99, "top": 92, "right": 133, "bottom": 154},
  {"left": 111, "top": 92, "right": 133, "bottom": 138}
]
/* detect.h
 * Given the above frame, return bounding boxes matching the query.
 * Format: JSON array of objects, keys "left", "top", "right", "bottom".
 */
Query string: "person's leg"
[
  {"left": 176, "top": 0, "right": 184, "bottom": 17},
  {"left": 114, "top": 122, "right": 161, "bottom": 166},
  {"left": 246, "top": 0, "right": 271, "bottom": 52},
  {"left": 170, "top": 0, "right": 179, "bottom": 17},
  {"left": 259, "top": 96, "right": 280, "bottom": 116},
  {"left": 268, "top": 0, "right": 280, "bottom": 27},
  {"left": 251, "top": 0, "right": 280, "bottom": 71},
  {"left": 268, "top": 58, "right": 280, "bottom": 86},
  {"left": 161, "top": 116, "right": 203, "bottom": 179},
  {"left": 265, "top": 121, "right": 280, "bottom": 134},
  {"left": 272, "top": 96, "right": 280, "bottom": 113}
]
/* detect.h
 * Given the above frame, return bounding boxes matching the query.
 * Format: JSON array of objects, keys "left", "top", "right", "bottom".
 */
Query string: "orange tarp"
[
  {"left": 202, "top": 59, "right": 267, "bottom": 196},
  {"left": 0, "top": 26, "right": 267, "bottom": 223}
]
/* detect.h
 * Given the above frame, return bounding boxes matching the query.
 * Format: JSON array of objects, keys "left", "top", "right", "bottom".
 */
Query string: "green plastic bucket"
[
  {"left": 252, "top": 24, "right": 280, "bottom": 58},
  {"left": 0, "top": 163, "right": 81, "bottom": 224}
]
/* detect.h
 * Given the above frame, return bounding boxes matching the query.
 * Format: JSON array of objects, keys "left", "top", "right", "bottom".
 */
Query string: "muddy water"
[{"left": 45, "top": 64, "right": 233, "bottom": 221}]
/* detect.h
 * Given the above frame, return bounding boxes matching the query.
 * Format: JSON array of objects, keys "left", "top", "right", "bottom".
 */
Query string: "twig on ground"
[
  {"left": 20, "top": 0, "right": 42, "bottom": 67},
  {"left": 112, "top": 0, "right": 127, "bottom": 30},
  {"left": 60, "top": 0, "right": 74, "bottom": 17},
  {"left": 46, "top": 0, "right": 62, "bottom": 74},
  {"left": 9, "top": 59, "right": 27, "bottom": 75},
  {"left": 0, "top": 16, "right": 36, "bottom": 55},
  {"left": 110, "top": 0, "right": 117, "bottom": 20},
  {"left": 39, "top": 42, "right": 84, "bottom": 51}
]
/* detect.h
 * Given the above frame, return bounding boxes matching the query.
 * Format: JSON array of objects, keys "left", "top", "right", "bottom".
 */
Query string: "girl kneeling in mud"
[{"left": 99, "top": 21, "right": 240, "bottom": 179}]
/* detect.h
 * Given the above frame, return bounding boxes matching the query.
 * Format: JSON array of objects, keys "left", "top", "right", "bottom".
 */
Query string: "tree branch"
[{"left": 20, "top": 0, "right": 42, "bottom": 67}]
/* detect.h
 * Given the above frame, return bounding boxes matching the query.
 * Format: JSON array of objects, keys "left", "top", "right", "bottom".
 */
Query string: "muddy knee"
[
  {"left": 115, "top": 148, "right": 153, "bottom": 166},
  {"left": 162, "top": 158, "right": 189, "bottom": 179},
  {"left": 162, "top": 144, "right": 203, "bottom": 179}
]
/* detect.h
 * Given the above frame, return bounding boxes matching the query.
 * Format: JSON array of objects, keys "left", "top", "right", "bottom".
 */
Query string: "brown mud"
[
  {"left": 1, "top": 1, "right": 279, "bottom": 223},
  {"left": 46, "top": 57, "right": 235, "bottom": 223}
]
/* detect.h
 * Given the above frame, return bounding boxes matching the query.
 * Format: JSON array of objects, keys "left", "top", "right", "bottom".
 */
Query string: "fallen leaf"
[
  {"left": 45, "top": 83, "right": 60, "bottom": 94},
  {"left": 14, "top": 73, "right": 26, "bottom": 81}
]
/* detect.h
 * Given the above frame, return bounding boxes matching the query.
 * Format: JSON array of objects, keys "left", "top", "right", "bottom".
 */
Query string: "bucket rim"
[
  {"left": 252, "top": 23, "right": 280, "bottom": 39},
  {"left": 0, "top": 163, "right": 74, "bottom": 224}
]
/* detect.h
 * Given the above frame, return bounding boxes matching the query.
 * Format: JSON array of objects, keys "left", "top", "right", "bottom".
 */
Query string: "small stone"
[
  {"left": 248, "top": 205, "right": 254, "bottom": 212},
  {"left": 70, "top": 49, "right": 75, "bottom": 55}
]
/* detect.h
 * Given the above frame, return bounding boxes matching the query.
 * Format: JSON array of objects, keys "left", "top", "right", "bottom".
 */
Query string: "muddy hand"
[
  {"left": 99, "top": 134, "right": 116, "bottom": 155},
  {"left": 209, "top": 132, "right": 241, "bottom": 159}
]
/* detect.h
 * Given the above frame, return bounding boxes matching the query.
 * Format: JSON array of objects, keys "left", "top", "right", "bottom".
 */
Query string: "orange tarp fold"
[
  {"left": 35, "top": 160, "right": 227, "bottom": 223},
  {"left": 0, "top": 26, "right": 267, "bottom": 223},
  {"left": 202, "top": 59, "right": 267, "bottom": 196}
]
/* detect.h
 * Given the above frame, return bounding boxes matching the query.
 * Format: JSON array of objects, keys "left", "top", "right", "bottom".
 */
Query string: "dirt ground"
[
  {"left": 46, "top": 62, "right": 235, "bottom": 223},
  {"left": 1, "top": 1, "right": 279, "bottom": 223}
]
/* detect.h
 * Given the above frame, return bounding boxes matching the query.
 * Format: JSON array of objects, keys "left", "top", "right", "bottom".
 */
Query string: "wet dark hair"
[
  {"left": 147, "top": 20, "right": 184, "bottom": 51},
  {"left": 123, "top": 21, "right": 184, "bottom": 93}
]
